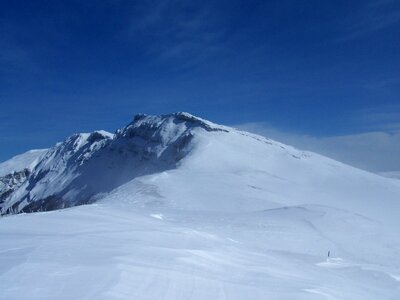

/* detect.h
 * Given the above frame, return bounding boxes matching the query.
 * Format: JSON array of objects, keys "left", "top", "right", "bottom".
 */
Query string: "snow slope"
[
  {"left": 1, "top": 201, "right": 399, "bottom": 299},
  {"left": 0, "top": 149, "right": 47, "bottom": 177},
  {"left": 1, "top": 112, "right": 400, "bottom": 299}
]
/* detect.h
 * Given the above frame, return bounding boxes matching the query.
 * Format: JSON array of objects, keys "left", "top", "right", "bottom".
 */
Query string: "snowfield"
[{"left": 1, "top": 113, "right": 400, "bottom": 299}]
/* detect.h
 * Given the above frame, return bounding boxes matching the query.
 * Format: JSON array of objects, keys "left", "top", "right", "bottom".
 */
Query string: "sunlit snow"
[{"left": 1, "top": 113, "right": 399, "bottom": 299}]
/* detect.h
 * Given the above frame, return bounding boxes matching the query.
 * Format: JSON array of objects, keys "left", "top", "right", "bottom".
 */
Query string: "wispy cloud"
[
  {"left": 0, "top": 35, "right": 38, "bottom": 75},
  {"left": 356, "top": 106, "right": 400, "bottom": 133},
  {"left": 337, "top": 0, "right": 400, "bottom": 41},
  {"left": 235, "top": 122, "right": 400, "bottom": 172},
  {"left": 123, "top": 1, "right": 228, "bottom": 70}
]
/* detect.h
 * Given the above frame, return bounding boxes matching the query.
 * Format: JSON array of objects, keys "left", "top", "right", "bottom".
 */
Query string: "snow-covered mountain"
[
  {"left": 0, "top": 113, "right": 229, "bottom": 214},
  {"left": 1, "top": 112, "right": 400, "bottom": 299},
  {"left": 0, "top": 149, "right": 47, "bottom": 211},
  {"left": 1, "top": 112, "right": 399, "bottom": 222}
]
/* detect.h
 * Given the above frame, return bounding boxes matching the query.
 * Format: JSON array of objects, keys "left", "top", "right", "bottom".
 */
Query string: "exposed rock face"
[
  {"left": 0, "top": 169, "right": 30, "bottom": 213},
  {"left": 1, "top": 113, "right": 225, "bottom": 215}
]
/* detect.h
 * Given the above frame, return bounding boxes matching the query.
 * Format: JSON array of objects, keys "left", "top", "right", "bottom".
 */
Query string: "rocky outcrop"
[
  {"left": 0, "top": 169, "right": 30, "bottom": 213},
  {"left": 0, "top": 113, "right": 222, "bottom": 215}
]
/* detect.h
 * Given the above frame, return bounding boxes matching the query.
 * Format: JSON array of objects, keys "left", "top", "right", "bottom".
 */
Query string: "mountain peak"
[
  {"left": 2, "top": 112, "right": 230, "bottom": 214},
  {"left": 129, "top": 112, "right": 229, "bottom": 134}
]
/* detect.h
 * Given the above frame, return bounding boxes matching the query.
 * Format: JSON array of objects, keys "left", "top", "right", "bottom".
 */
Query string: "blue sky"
[{"left": 1, "top": 0, "right": 399, "bottom": 171}]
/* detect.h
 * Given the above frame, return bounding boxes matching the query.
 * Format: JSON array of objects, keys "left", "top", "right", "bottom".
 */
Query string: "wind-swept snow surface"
[
  {"left": 1, "top": 202, "right": 399, "bottom": 299},
  {"left": 1, "top": 113, "right": 400, "bottom": 299}
]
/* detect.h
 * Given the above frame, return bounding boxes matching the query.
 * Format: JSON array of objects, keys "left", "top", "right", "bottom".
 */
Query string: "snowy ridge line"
[
  {"left": 0, "top": 149, "right": 48, "bottom": 177},
  {"left": 1, "top": 112, "right": 400, "bottom": 219},
  {"left": 0, "top": 113, "right": 227, "bottom": 215}
]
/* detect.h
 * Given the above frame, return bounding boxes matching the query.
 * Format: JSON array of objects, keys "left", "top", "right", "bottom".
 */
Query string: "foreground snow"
[{"left": 1, "top": 201, "right": 399, "bottom": 300}]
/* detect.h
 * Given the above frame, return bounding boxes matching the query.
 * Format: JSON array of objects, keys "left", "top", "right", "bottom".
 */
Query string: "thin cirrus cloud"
[
  {"left": 358, "top": 108, "right": 400, "bottom": 133},
  {"left": 124, "top": 1, "right": 227, "bottom": 71},
  {"left": 337, "top": 0, "right": 400, "bottom": 41},
  {"left": 235, "top": 122, "right": 400, "bottom": 173}
]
